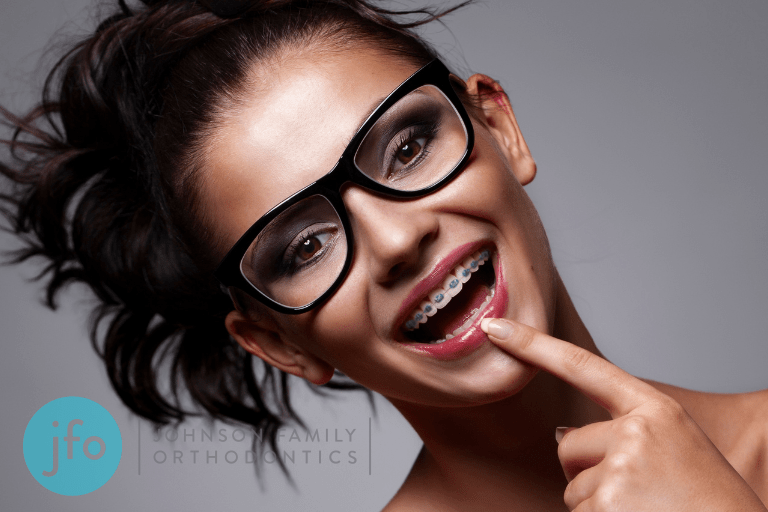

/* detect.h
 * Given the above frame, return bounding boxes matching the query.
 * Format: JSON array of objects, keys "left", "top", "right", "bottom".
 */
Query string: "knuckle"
[
  {"left": 645, "top": 395, "right": 689, "bottom": 427},
  {"left": 658, "top": 396, "right": 687, "bottom": 422},
  {"left": 605, "top": 451, "right": 633, "bottom": 474},
  {"left": 618, "top": 415, "right": 652, "bottom": 439},
  {"left": 516, "top": 326, "right": 537, "bottom": 352},
  {"left": 603, "top": 449, "right": 642, "bottom": 478},
  {"left": 592, "top": 486, "right": 621, "bottom": 511},
  {"left": 563, "top": 479, "right": 581, "bottom": 510},
  {"left": 562, "top": 346, "right": 593, "bottom": 375}
]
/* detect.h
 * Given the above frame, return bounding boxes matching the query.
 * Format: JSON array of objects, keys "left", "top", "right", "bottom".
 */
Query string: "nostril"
[
  {"left": 382, "top": 223, "right": 437, "bottom": 283},
  {"left": 387, "top": 262, "right": 405, "bottom": 281},
  {"left": 418, "top": 227, "right": 436, "bottom": 252}
]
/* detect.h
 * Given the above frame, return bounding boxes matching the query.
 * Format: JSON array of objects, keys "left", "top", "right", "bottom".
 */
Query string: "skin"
[{"left": 200, "top": 47, "right": 768, "bottom": 511}]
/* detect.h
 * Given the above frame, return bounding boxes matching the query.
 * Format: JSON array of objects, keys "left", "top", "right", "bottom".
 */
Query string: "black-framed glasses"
[{"left": 215, "top": 59, "right": 475, "bottom": 314}]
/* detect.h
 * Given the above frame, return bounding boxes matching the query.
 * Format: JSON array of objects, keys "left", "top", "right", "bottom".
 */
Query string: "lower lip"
[{"left": 402, "top": 256, "right": 508, "bottom": 361}]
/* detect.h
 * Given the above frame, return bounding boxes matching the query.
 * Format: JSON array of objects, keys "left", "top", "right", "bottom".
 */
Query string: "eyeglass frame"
[{"left": 214, "top": 58, "right": 476, "bottom": 314}]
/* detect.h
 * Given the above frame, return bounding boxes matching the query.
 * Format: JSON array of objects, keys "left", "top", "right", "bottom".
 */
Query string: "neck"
[{"left": 388, "top": 272, "right": 609, "bottom": 507}]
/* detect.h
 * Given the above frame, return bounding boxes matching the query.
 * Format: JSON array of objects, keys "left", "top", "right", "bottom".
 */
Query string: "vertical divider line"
[{"left": 368, "top": 417, "right": 372, "bottom": 476}]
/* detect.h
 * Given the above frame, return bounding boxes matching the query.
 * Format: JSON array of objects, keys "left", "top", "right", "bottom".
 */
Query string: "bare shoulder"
[
  {"left": 740, "top": 388, "right": 768, "bottom": 500},
  {"left": 731, "top": 388, "right": 768, "bottom": 504},
  {"left": 646, "top": 379, "right": 768, "bottom": 501},
  {"left": 644, "top": 379, "right": 767, "bottom": 436}
]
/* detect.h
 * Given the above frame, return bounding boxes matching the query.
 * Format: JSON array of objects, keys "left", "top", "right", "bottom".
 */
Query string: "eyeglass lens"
[{"left": 240, "top": 84, "right": 469, "bottom": 308}]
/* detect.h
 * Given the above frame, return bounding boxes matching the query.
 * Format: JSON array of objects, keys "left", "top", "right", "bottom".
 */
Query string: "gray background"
[{"left": 1, "top": 0, "right": 766, "bottom": 510}]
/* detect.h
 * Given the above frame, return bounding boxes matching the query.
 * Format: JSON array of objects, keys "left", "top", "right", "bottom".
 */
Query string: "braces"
[{"left": 404, "top": 250, "right": 490, "bottom": 331}]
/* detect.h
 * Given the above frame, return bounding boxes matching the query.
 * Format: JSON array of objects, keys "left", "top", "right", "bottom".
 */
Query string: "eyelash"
[
  {"left": 280, "top": 227, "right": 331, "bottom": 276},
  {"left": 387, "top": 123, "right": 438, "bottom": 177}
]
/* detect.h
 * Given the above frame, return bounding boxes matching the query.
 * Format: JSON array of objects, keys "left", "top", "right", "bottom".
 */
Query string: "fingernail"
[
  {"left": 480, "top": 318, "right": 513, "bottom": 339},
  {"left": 555, "top": 426, "right": 570, "bottom": 444}
]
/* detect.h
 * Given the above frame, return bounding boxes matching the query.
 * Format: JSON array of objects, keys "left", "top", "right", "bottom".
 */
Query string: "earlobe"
[
  {"left": 464, "top": 74, "right": 537, "bottom": 185},
  {"left": 225, "top": 310, "right": 335, "bottom": 385}
]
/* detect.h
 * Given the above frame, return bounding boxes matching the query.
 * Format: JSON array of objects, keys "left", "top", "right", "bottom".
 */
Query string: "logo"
[{"left": 23, "top": 396, "right": 122, "bottom": 496}]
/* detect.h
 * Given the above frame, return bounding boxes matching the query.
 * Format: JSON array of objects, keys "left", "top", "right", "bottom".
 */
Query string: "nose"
[{"left": 341, "top": 186, "right": 438, "bottom": 285}]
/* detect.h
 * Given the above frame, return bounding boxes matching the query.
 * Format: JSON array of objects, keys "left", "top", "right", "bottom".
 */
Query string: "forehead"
[{"left": 203, "top": 49, "right": 419, "bottom": 247}]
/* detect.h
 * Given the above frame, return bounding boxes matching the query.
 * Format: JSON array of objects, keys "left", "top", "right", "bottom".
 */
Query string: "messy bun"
[{"left": 0, "top": 0, "right": 468, "bottom": 476}]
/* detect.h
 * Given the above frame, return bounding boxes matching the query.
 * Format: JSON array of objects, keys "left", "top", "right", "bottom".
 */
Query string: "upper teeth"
[{"left": 404, "top": 250, "right": 490, "bottom": 332}]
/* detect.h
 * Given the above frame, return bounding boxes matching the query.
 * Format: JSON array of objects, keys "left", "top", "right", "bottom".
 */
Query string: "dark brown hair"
[{"left": 0, "top": 0, "right": 468, "bottom": 478}]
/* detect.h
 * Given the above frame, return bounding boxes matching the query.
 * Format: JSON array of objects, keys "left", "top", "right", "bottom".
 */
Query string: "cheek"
[
  {"left": 506, "top": 188, "right": 557, "bottom": 327},
  {"left": 285, "top": 272, "right": 378, "bottom": 370},
  {"left": 466, "top": 129, "right": 557, "bottom": 329}
]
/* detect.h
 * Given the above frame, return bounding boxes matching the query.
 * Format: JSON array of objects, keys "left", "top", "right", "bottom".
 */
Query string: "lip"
[
  {"left": 394, "top": 242, "right": 508, "bottom": 361},
  {"left": 402, "top": 255, "right": 506, "bottom": 360}
]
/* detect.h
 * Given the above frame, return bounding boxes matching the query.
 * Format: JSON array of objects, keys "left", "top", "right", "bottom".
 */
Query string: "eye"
[
  {"left": 294, "top": 232, "right": 331, "bottom": 263},
  {"left": 395, "top": 136, "right": 427, "bottom": 167},
  {"left": 283, "top": 228, "right": 338, "bottom": 275}
]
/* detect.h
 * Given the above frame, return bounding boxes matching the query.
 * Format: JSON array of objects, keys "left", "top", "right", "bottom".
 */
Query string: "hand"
[{"left": 480, "top": 318, "right": 767, "bottom": 512}]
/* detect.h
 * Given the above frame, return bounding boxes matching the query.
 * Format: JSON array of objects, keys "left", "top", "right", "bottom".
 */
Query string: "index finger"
[{"left": 480, "top": 318, "right": 663, "bottom": 417}]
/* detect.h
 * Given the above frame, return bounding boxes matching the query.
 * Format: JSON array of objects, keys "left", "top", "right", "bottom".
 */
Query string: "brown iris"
[
  {"left": 297, "top": 236, "right": 323, "bottom": 261},
  {"left": 396, "top": 139, "right": 423, "bottom": 165}
]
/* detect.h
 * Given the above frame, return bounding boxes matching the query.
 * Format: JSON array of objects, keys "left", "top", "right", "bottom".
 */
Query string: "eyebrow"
[{"left": 342, "top": 94, "right": 389, "bottom": 148}]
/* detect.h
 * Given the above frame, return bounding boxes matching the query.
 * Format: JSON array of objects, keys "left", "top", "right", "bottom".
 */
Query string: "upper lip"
[{"left": 394, "top": 240, "right": 490, "bottom": 336}]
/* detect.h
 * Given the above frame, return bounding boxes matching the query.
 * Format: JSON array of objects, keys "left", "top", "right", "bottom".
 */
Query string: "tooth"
[
  {"left": 451, "top": 319, "right": 470, "bottom": 337},
  {"left": 404, "top": 249, "right": 495, "bottom": 334},
  {"left": 452, "top": 311, "right": 474, "bottom": 336},
  {"left": 448, "top": 288, "right": 495, "bottom": 337},
  {"left": 444, "top": 334, "right": 454, "bottom": 340},
  {"left": 457, "top": 264, "right": 472, "bottom": 283},
  {"left": 473, "top": 253, "right": 488, "bottom": 267},
  {"left": 420, "top": 300, "right": 437, "bottom": 317},
  {"left": 404, "top": 310, "right": 426, "bottom": 331},
  {"left": 463, "top": 256, "right": 480, "bottom": 273},
  {"left": 443, "top": 274, "right": 459, "bottom": 289},
  {"left": 444, "top": 276, "right": 462, "bottom": 298},
  {"left": 429, "top": 289, "right": 450, "bottom": 309}
]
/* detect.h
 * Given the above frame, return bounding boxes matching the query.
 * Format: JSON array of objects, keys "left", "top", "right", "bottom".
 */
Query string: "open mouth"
[{"left": 401, "top": 250, "right": 496, "bottom": 344}]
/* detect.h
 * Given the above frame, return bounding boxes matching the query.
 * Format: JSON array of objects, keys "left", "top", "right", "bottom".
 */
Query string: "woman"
[{"left": 2, "top": 0, "right": 766, "bottom": 510}]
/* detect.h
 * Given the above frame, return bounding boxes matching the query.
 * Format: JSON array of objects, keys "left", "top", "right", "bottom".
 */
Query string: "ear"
[
  {"left": 225, "top": 310, "right": 335, "bottom": 385},
  {"left": 464, "top": 74, "right": 537, "bottom": 185}
]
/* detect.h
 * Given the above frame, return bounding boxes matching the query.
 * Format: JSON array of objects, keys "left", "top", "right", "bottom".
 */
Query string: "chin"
[
  {"left": 380, "top": 345, "right": 540, "bottom": 408},
  {"left": 448, "top": 348, "right": 541, "bottom": 406}
]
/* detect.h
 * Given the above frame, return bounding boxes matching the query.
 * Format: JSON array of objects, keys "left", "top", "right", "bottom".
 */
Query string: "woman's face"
[{"left": 203, "top": 47, "right": 556, "bottom": 407}]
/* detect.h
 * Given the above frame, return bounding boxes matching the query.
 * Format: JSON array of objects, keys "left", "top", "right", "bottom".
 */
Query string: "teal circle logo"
[{"left": 23, "top": 396, "right": 122, "bottom": 495}]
